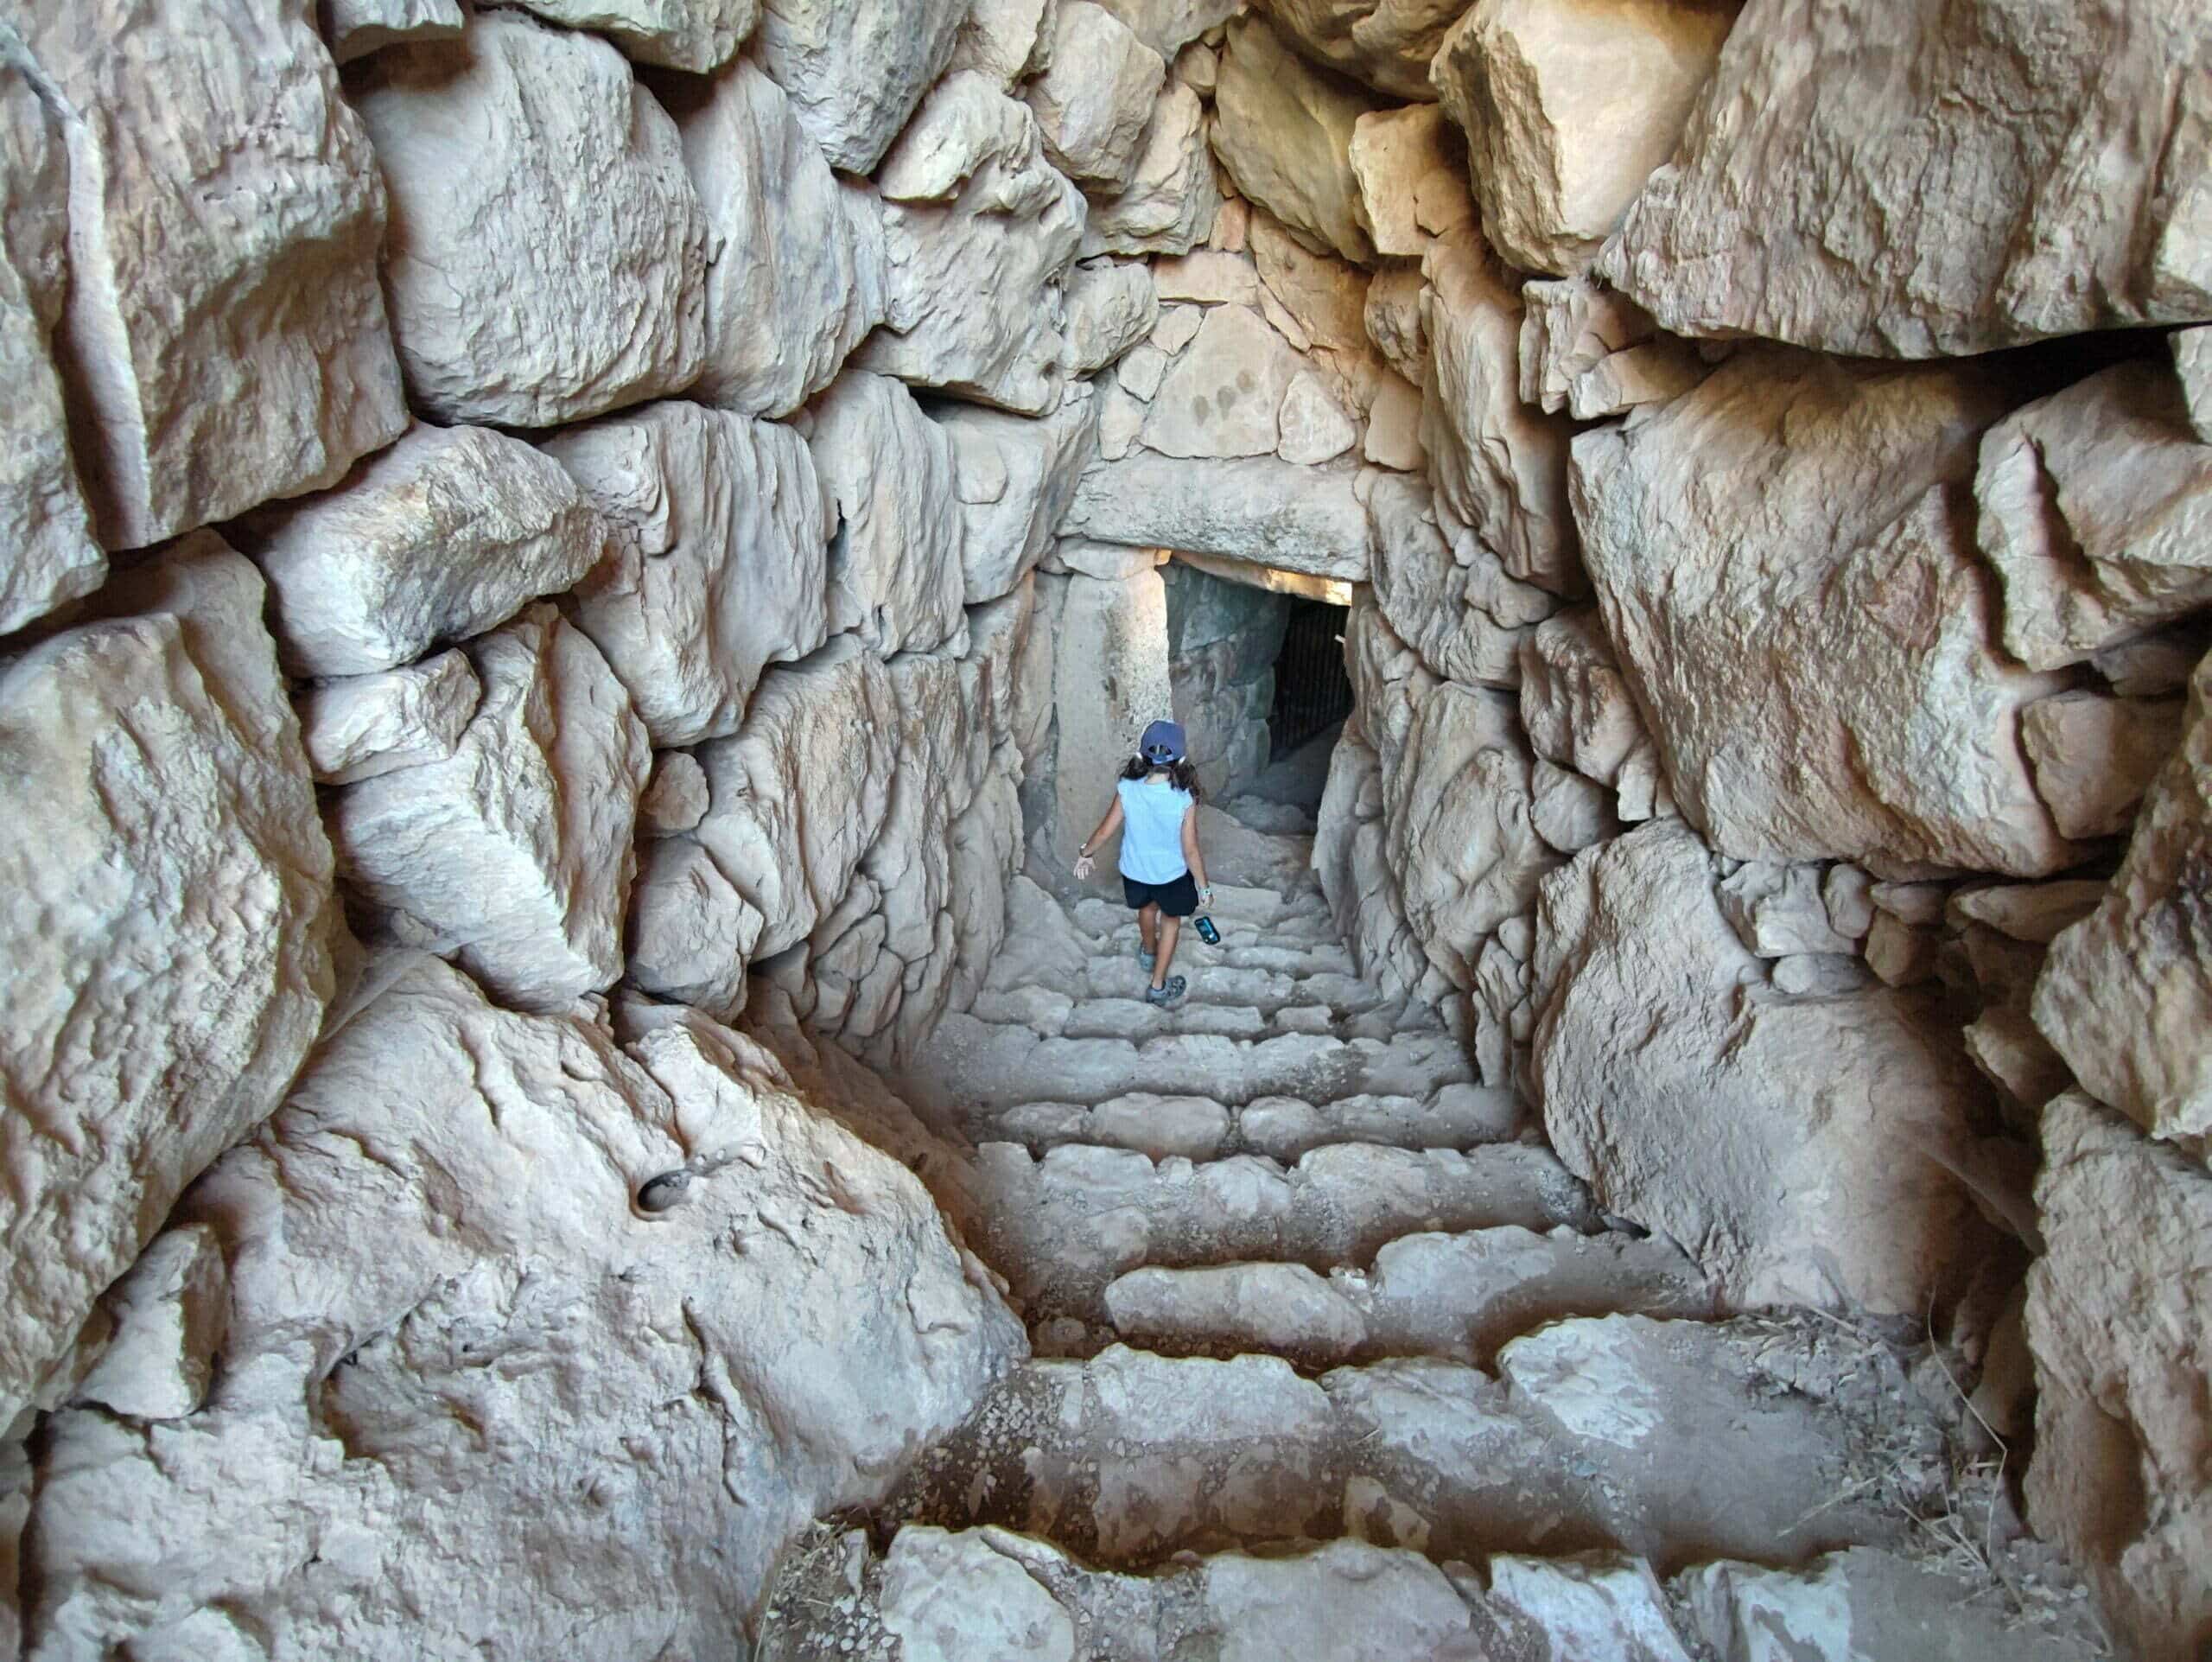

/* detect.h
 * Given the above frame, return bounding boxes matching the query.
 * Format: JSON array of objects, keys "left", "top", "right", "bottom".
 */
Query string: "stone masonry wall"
[{"left": 0, "top": 0, "right": 2207, "bottom": 1658}]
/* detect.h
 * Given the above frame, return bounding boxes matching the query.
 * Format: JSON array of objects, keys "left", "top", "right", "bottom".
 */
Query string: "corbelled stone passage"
[{"left": 0, "top": 0, "right": 2203, "bottom": 1658}]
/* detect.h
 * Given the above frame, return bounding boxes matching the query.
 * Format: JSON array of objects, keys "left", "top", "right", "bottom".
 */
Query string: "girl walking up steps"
[{"left": 1072, "top": 720, "right": 1212, "bottom": 1008}]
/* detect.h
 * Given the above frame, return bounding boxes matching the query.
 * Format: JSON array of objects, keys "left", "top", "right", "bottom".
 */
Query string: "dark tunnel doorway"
[{"left": 1268, "top": 597, "right": 1353, "bottom": 764}]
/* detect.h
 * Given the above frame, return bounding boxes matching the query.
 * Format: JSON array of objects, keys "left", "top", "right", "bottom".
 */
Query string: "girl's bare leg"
[
  {"left": 1151, "top": 916, "right": 1181, "bottom": 990},
  {"left": 1139, "top": 902, "right": 1160, "bottom": 957}
]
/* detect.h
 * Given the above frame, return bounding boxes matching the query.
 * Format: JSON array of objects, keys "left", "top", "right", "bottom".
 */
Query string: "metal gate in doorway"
[{"left": 1268, "top": 599, "right": 1352, "bottom": 763}]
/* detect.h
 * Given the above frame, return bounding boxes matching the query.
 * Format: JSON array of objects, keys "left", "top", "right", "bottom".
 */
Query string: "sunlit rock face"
[
  {"left": 25, "top": 958, "right": 1022, "bottom": 1659},
  {"left": 8, "top": 0, "right": 408, "bottom": 551},
  {"left": 3, "top": 0, "right": 2207, "bottom": 1656},
  {"left": 0, "top": 543, "right": 336, "bottom": 1426},
  {"left": 1571, "top": 350, "right": 2073, "bottom": 878},
  {"left": 354, "top": 9, "right": 710, "bottom": 428},
  {"left": 1599, "top": 0, "right": 2212, "bottom": 356}
]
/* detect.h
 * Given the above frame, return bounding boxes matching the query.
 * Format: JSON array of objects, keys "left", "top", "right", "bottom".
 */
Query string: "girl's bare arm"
[
  {"left": 1181, "top": 804, "right": 1210, "bottom": 895},
  {"left": 1074, "top": 798, "right": 1124, "bottom": 876}
]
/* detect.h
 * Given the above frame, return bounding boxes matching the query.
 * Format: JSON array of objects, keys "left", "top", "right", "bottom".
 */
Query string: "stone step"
[
  {"left": 905, "top": 1018, "right": 1474, "bottom": 1117},
  {"left": 879, "top": 1315, "right": 1957, "bottom": 1578},
  {"left": 1065, "top": 941, "right": 1363, "bottom": 999},
  {"left": 1070, "top": 881, "right": 1332, "bottom": 946},
  {"left": 970, "top": 963, "right": 1420, "bottom": 1033},
  {"left": 1097, "top": 1225, "right": 1714, "bottom": 1368},
  {"left": 1092, "top": 909, "right": 1343, "bottom": 956},
  {"left": 1057, "top": 999, "right": 1274, "bottom": 1042},
  {"left": 971, "top": 1137, "right": 1597, "bottom": 1322},
  {"left": 981, "top": 1083, "right": 1525, "bottom": 1164},
  {"left": 761, "top": 1524, "right": 2087, "bottom": 1662}
]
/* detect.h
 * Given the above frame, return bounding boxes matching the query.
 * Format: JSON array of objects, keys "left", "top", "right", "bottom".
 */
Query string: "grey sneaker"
[
  {"left": 1139, "top": 947, "right": 1155, "bottom": 972},
  {"left": 1144, "top": 976, "right": 1186, "bottom": 1008}
]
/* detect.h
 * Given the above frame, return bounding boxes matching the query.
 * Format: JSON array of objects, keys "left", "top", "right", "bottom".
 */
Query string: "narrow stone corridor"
[
  {"left": 756, "top": 805, "right": 2106, "bottom": 1659},
  {"left": 8, "top": 0, "right": 2206, "bottom": 1653}
]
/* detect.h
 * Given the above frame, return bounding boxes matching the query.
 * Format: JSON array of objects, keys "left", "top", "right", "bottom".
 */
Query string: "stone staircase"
[
  {"left": 896, "top": 839, "right": 1716, "bottom": 1365},
  {"left": 762, "top": 818, "right": 2109, "bottom": 1660}
]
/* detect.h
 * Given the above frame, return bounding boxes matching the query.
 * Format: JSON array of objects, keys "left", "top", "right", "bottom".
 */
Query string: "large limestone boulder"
[
  {"left": 321, "top": 0, "right": 464, "bottom": 62},
  {"left": 810, "top": 370, "right": 966, "bottom": 656},
  {"left": 1599, "top": 0, "right": 2212, "bottom": 357},
  {"left": 1433, "top": 0, "right": 1736, "bottom": 276},
  {"left": 1975, "top": 359, "right": 2212, "bottom": 672},
  {"left": 860, "top": 74, "right": 1087, "bottom": 415},
  {"left": 938, "top": 391, "right": 1103, "bottom": 605},
  {"left": 11, "top": 0, "right": 405, "bottom": 551},
  {"left": 2033, "top": 651, "right": 2212, "bottom": 1161},
  {"left": 627, "top": 838, "right": 765, "bottom": 1018},
  {"left": 0, "top": 541, "right": 334, "bottom": 1424},
  {"left": 1517, "top": 608, "right": 1647, "bottom": 788},
  {"left": 1046, "top": 570, "right": 1176, "bottom": 868},
  {"left": 296, "top": 651, "right": 480, "bottom": 786},
  {"left": 1314, "top": 735, "right": 1401, "bottom": 983},
  {"left": 1348, "top": 104, "right": 1475, "bottom": 259},
  {"left": 1382, "top": 679, "right": 1558, "bottom": 989},
  {"left": 2021, "top": 691, "right": 2184, "bottom": 843},
  {"left": 1082, "top": 83, "right": 1223, "bottom": 258},
  {"left": 0, "top": 65, "right": 103, "bottom": 634},
  {"left": 1532, "top": 821, "right": 2003, "bottom": 1313},
  {"left": 502, "top": 0, "right": 756, "bottom": 71},
  {"left": 1142, "top": 305, "right": 1305, "bottom": 458},
  {"left": 798, "top": 640, "right": 1007, "bottom": 1054},
  {"left": 24, "top": 959, "right": 1021, "bottom": 1658},
  {"left": 950, "top": 0, "right": 1052, "bottom": 87},
  {"left": 1277, "top": 372, "right": 1359, "bottom": 465},
  {"left": 1024, "top": 2, "right": 1167, "bottom": 190},
  {"left": 543, "top": 402, "right": 830, "bottom": 747},
  {"left": 356, "top": 10, "right": 709, "bottom": 427},
  {"left": 1211, "top": 15, "right": 1383, "bottom": 264},
  {"left": 2177, "top": 325, "right": 2212, "bottom": 443},
  {"left": 1096, "top": 0, "right": 1243, "bottom": 58},
  {"left": 1421, "top": 225, "right": 1580, "bottom": 592},
  {"left": 2024, "top": 1092, "right": 2212, "bottom": 1662},
  {"left": 753, "top": 0, "right": 964, "bottom": 175},
  {"left": 692, "top": 637, "right": 902, "bottom": 958},
  {"left": 1573, "top": 349, "right": 2076, "bottom": 876},
  {"left": 1517, "top": 274, "right": 1701, "bottom": 420},
  {"left": 236, "top": 422, "right": 606, "bottom": 678},
  {"left": 1248, "top": 212, "right": 1391, "bottom": 417},
  {"left": 666, "top": 59, "right": 887, "bottom": 419},
  {"left": 1370, "top": 473, "right": 1546, "bottom": 687},
  {"left": 1061, "top": 260, "right": 1160, "bottom": 376},
  {"left": 328, "top": 607, "right": 651, "bottom": 1013},
  {"left": 1065, "top": 453, "right": 1373, "bottom": 577},
  {"left": 1252, "top": 0, "right": 1473, "bottom": 101}
]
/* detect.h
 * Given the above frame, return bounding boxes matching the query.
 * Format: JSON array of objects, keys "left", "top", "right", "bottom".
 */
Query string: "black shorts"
[{"left": 1123, "top": 870, "right": 1199, "bottom": 917}]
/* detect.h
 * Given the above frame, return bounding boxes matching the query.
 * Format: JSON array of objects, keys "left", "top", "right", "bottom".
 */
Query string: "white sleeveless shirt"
[{"left": 1116, "top": 776, "right": 1192, "bottom": 884}]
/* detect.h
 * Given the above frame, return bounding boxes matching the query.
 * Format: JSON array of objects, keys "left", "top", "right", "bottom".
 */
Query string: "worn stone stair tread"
[
  {"left": 763, "top": 1525, "right": 2088, "bottom": 1662},
  {"left": 980, "top": 1083, "right": 1524, "bottom": 1163},
  {"left": 970, "top": 1137, "right": 1601, "bottom": 1318},
  {"left": 1344, "top": 1008, "right": 1405, "bottom": 1042},
  {"left": 967, "top": 984, "right": 1081, "bottom": 1034},
  {"left": 1220, "top": 939, "right": 1357, "bottom": 977},
  {"left": 906, "top": 1019, "right": 1474, "bottom": 1116},
  {"left": 881, "top": 1315, "right": 1954, "bottom": 1576},
  {"left": 1099, "top": 1224, "right": 1715, "bottom": 1366},
  {"left": 1058, "top": 998, "right": 1271, "bottom": 1041}
]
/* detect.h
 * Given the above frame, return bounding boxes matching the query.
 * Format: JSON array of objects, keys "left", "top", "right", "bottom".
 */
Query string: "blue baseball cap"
[{"left": 1139, "top": 720, "right": 1186, "bottom": 763}]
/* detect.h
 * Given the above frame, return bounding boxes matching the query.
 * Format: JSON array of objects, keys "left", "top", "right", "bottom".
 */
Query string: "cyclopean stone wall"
[{"left": 0, "top": 0, "right": 2206, "bottom": 1657}]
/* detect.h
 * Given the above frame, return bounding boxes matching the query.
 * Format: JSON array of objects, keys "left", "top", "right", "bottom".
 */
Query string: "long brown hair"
[{"left": 1121, "top": 755, "right": 1202, "bottom": 799}]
